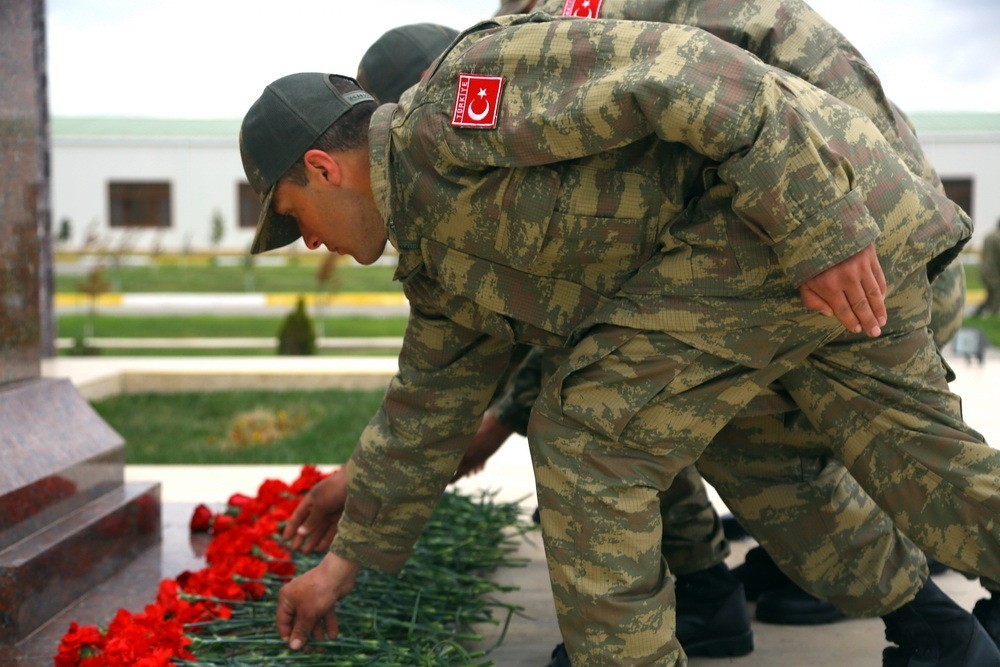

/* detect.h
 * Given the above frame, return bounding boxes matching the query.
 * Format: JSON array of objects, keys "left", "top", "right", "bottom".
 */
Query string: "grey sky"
[{"left": 46, "top": 0, "right": 1000, "bottom": 119}]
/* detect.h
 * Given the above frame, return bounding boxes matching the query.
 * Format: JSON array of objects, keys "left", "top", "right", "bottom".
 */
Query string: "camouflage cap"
[
  {"left": 356, "top": 23, "right": 459, "bottom": 104},
  {"left": 494, "top": 0, "right": 537, "bottom": 15},
  {"left": 239, "top": 73, "right": 374, "bottom": 254}
]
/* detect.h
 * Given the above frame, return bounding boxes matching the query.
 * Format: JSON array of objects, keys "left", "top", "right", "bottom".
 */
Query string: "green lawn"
[
  {"left": 94, "top": 388, "right": 385, "bottom": 464},
  {"left": 58, "top": 262, "right": 400, "bottom": 293},
  {"left": 57, "top": 313, "right": 409, "bottom": 338},
  {"left": 965, "top": 263, "right": 983, "bottom": 291},
  {"left": 57, "top": 313, "right": 408, "bottom": 356},
  {"left": 961, "top": 316, "right": 1000, "bottom": 346}
]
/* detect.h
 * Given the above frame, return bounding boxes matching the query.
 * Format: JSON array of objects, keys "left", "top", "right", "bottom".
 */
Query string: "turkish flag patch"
[
  {"left": 451, "top": 73, "right": 505, "bottom": 129},
  {"left": 562, "top": 0, "right": 604, "bottom": 17}
]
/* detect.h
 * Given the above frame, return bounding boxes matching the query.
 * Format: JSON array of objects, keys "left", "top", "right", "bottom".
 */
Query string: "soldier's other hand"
[
  {"left": 283, "top": 470, "right": 347, "bottom": 553},
  {"left": 799, "top": 244, "right": 887, "bottom": 337},
  {"left": 277, "top": 552, "right": 358, "bottom": 650},
  {"left": 451, "top": 411, "right": 513, "bottom": 482}
]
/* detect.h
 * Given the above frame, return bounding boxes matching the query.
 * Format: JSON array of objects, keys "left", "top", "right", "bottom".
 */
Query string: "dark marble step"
[{"left": 0, "top": 482, "right": 160, "bottom": 643}]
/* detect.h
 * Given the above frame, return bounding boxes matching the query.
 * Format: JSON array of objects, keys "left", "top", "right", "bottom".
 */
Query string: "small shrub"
[
  {"left": 276, "top": 296, "right": 316, "bottom": 355},
  {"left": 223, "top": 407, "right": 306, "bottom": 447}
]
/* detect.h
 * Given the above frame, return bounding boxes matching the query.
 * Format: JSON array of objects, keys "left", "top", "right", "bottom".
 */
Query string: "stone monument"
[{"left": 0, "top": 0, "right": 161, "bottom": 643}]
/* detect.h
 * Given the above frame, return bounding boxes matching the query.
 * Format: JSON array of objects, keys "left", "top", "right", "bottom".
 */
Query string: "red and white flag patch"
[
  {"left": 451, "top": 73, "right": 505, "bottom": 129},
  {"left": 562, "top": 0, "right": 604, "bottom": 17}
]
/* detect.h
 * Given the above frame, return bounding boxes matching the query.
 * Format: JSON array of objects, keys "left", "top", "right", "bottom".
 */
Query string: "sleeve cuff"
[
  {"left": 331, "top": 522, "right": 411, "bottom": 575},
  {"left": 773, "top": 188, "right": 881, "bottom": 285}
]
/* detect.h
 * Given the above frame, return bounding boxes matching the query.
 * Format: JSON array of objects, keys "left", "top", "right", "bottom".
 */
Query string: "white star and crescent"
[{"left": 468, "top": 87, "right": 492, "bottom": 121}]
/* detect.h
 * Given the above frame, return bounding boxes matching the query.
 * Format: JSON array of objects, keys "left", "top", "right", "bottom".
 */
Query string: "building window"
[
  {"left": 941, "top": 178, "right": 974, "bottom": 219},
  {"left": 108, "top": 182, "right": 171, "bottom": 228},
  {"left": 239, "top": 182, "right": 262, "bottom": 228}
]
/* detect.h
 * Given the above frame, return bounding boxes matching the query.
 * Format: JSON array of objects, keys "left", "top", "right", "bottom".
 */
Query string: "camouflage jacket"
[
  {"left": 332, "top": 13, "right": 972, "bottom": 572},
  {"left": 489, "top": 0, "right": 963, "bottom": 429},
  {"left": 533, "top": 0, "right": 941, "bottom": 188}
]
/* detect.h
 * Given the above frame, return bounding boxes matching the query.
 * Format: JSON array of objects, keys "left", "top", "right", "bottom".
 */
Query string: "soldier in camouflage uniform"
[
  {"left": 975, "top": 219, "right": 1000, "bottom": 317},
  {"left": 314, "top": 12, "right": 956, "bottom": 653},
  {"left": 240, "top": 12, "right": 1000, "bottom": 666},
  {"left": 355, "top": 20, "right": 750, "bottom": 659},
  {"left": 512, "top": 0, "right": 986, "bottom": 654}
]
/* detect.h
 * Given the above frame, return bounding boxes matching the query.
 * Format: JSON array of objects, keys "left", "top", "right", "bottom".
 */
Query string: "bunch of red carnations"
[
  {"left": 54, "top": 465, "right": 528, "bottom": 666},
  {"left": 53, "top": 466, "right": 328, "bottom": 667}
]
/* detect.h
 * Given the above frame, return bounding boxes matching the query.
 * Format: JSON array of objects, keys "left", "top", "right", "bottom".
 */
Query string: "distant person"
[{"left": 975, "top": 218, "right": 1000, "bottom": 317}]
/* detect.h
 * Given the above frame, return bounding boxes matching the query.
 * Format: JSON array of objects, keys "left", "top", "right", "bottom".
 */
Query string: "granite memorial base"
[{"left": 0, "top": 378, "right": 160, "bottom": 643}]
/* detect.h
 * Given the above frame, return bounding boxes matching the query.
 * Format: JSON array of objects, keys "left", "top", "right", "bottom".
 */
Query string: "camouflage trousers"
[
  {"left": 552, "top": 261, "right": 969, "bottom": 583},
  {"left": 648, "top": 260, "right": 967, "bottom": 580},
  {"left": 654, "top": 465, "right": 728, "bottom": 575},
  {"left": 697, "top": 415, "right": 928, "bottom": 615},
  {"left": 528, "top": 269, "right": 1000, "bottom": 666}
]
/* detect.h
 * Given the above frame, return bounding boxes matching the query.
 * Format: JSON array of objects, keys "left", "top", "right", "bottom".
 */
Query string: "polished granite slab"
[
  {"left": 0, "top": 502, "right": 200, "bottom": 666},
  {"left": 0, "top": 380, "right": 125, "bottom": 552},
  {"left": 0, "top": 380, "right": 161, "bottom": 643},
  {"left": 0, "top": 0, "right": 45, "bottom": 387}
]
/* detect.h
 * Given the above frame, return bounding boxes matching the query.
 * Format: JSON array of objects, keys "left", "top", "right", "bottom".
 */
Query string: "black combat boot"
[
  {"left": 674, "top": 562, "right": 754, "bottom": 657},
  {"left": 755, "top": 583, "right": 848, "bottom": 625},
  {"left": 973, "top": 591, "right": 1000, "bottom": 650},
  {"left": 734, "top": 545, "right": 847, "bottom": 624},
  {"left": 732, "top": 545, "right": 793, "bottom": 601},
  {"left": 881, "top": 578, "right": 1000, "bottom": 666},
  {"left": 546, "top": 642, "right": 570, "bottom": 667}
]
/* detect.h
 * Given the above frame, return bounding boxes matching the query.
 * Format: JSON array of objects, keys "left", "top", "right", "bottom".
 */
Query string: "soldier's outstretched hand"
[
  {"left": 799, "top": 244, "right": 888, "bottom": 337},
  {"left": 277, "top": 552, "right": 359, "bottom": 651},
  {"left": 282, "top": 469, "right": 348, "bottom": 554}
]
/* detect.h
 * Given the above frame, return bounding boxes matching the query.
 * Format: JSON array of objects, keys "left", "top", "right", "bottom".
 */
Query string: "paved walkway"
[{"left": 14, "top": 346, "right": 999, "bottom": 665}]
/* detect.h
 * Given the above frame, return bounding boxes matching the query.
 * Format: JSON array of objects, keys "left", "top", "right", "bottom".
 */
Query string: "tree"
[
  {"left": 209, "top": 210, "right": 225, "bottom": 265},
  {"left": 210, "top": 209, "right": 225, "bottom": 248},
  {"left": 76, "top": 265, "right": 110, "bottom": 346}
]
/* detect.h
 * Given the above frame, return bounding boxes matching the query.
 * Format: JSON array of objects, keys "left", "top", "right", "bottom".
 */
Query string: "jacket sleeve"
[
  {"left": 330, "top": 304, "right": 513, "bottom": 573},
  {"left": 427, "top": 16, "right": 884, "bottom": 283}
]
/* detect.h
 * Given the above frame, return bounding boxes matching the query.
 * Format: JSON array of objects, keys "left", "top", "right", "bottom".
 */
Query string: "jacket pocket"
[{"left": 494, "top": 167, "right": 561, "bottom": 269}]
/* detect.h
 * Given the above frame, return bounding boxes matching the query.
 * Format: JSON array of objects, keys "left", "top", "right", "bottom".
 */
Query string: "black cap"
[
  {"left": 356, "top": 23, "right": 459, "bottom": 104},
  {"left": 239, "top": 73, "right": 374, "bottom": 254}
]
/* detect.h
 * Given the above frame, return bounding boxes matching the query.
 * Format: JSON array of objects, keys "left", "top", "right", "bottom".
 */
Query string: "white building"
[
  {"left": 914, "top": 113, "right": 1000, "bottom": 250},
  {"left": 52, "top": 117, "right": 255, "bottom": 255},
  {"left": 50, "top": 113, "right": 1000, "bottom": 254}
]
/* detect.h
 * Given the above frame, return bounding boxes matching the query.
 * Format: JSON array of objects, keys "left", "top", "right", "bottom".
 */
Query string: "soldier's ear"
[{"left": 303, "top": 149, "right": 342, "bottom": 187}]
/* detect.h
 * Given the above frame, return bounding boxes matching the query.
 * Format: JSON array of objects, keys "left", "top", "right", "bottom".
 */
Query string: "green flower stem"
[{"left": 178, "top": 490, "right": 534, "bottom": 666}]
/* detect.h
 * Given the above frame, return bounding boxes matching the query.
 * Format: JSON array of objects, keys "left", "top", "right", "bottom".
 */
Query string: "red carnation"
[
  {"left": 189, "top": 504, "right": 213, "bottom": 533},
  {"left": 226, "top": 493, "right": 254, "bottom": 509},
  {"left": 212, "top": 514, "right": 236, "bottom": 534},
  {"left": 54, "top": 622, "right": 104, "bottom": 666}
]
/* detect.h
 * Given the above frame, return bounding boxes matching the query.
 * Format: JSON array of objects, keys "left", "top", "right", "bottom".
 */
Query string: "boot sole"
[{"left": 684, "top": 631, "right": 755, "bottom": 658}]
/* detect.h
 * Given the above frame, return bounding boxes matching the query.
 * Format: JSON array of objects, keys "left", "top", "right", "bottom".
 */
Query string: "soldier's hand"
[
  {"left": 276, "top": 552, "right": 358, "bottom": 650},
  {"left": 282, "top": 471, "right": 347, "bottom": 554},
  {"left": 799, "top": 244, "right": 887, "bottom": 337},
  {"left": 451, "top": 411, "right": 513, "bottom": 482}
]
